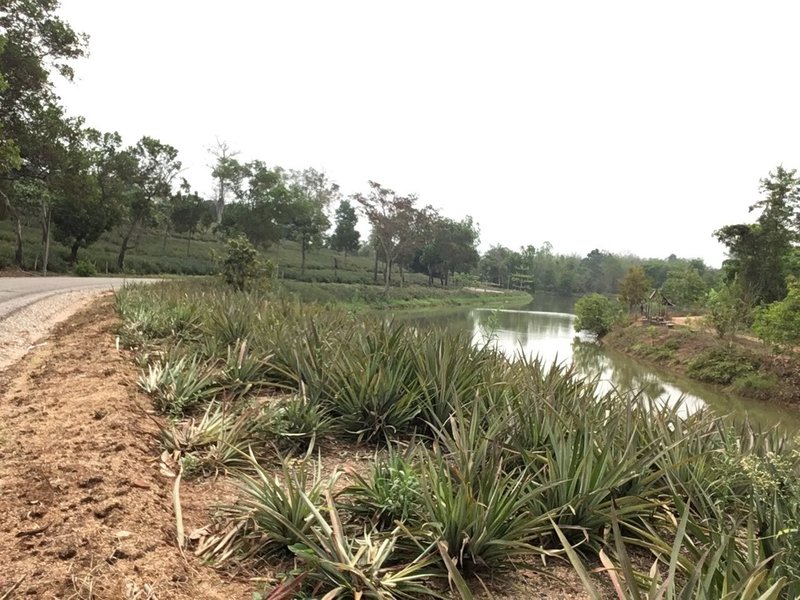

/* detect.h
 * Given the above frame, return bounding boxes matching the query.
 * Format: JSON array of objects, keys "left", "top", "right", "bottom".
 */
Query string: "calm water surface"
[{"left": 406, "top": 294, "right": 800, "bottom": 430}]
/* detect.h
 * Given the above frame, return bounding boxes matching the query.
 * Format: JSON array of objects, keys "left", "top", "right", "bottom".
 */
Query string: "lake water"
[{"left": 406, "top": 294, "right": 800, "bottom": 430}]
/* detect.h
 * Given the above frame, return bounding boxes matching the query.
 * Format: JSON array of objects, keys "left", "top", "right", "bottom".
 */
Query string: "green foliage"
[
  {"left": 203, "top": 455, "right": 330, "bottom": 562},
  {"left": 343, "top": 449, "right": 422, "bottom": 528},
  {"left": 329, "top": 198, "right": 361, "bottom": 255},
  {"left": 272, "top": 393, "right": 334, "bottom": 453},
  {"left": 753, "top": 277, "right": 800, "bottom": 352},
  {"left": 705, "top": 281, "right": 754, "bottom": 339},
  {"left": 731, "top": 373, "right": 778, "bottom": 399},
  {"left": 137, "top": 354, "right": 219, "bottom": 417},
  {"left": 73, "top": 259, "right": 96, "bottom": 277},
  {"left": 661, "top": 265, "right": 708, "bottom": 309},
  {"left": 617, "top": 265, "right": 651, "bottom": 309},
  {"left": 686, "top": 345, "right": 760, "bottom": 385},
  {"left": 715, "top": 166, "right": 800, "bottom": 304},
  {"left": 573, "top": 293, "right": 621, "bottom": 338},
  {"left": 220, "top": 234, "right": 260, "bottom": 291},
  {"left": 117, "top": 281, "right": 800, "bottom": 596}
]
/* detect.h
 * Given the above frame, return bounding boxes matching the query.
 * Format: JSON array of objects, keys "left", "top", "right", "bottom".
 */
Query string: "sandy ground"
[{"left": 0, "top": 296, "right": 609, "bottom": 599}]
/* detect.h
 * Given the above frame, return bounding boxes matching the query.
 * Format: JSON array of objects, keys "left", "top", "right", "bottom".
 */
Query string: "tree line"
[{"left": 0, "top": 0, "right": 719, "bottom": 298}]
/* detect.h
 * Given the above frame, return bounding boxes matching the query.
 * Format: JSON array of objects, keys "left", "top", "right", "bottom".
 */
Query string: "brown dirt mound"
[{"left": 0, "top": 294, "right": 252, "bottom": 599}]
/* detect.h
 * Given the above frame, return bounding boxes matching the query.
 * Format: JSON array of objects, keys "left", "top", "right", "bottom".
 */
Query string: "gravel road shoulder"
[{"left": 0, "top": 290, "right": 109, "bottom": 372}]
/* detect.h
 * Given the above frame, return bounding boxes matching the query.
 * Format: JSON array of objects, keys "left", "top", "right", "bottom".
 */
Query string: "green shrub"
[
  {"left": 73, "top": 260, "right": 97, "bottom": 277},
  {"left": 731, "top": 373, "right": 778, "bottom": 399},
  {"left": 343, "top": 448, "right": 422, "bottom": 528},
  {"left": 686, "top": 346, "right": 760, "bottom": 385},
  {"left": 219, "top": 235, "right": 274, "bottom": 291},
  {"left": 753, "top": 277, "right": 800, "bottom": 353},
  {"left": 573, "top": 293, "right": 621, "bottom": 338}
]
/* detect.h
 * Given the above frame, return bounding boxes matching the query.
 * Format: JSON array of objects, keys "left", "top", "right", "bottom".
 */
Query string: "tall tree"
[
  {"left": 209, "top": 140, "right": 243, "bottom": 224},
  {"left": 0, "top": 0, "right": 87, "bottom": 266},
  {"left": 618, "top": 265, "right": 652, "bottom": 311},
  {"left": 221, "top": 161, "right": 292, "bottom": 247},
  {"left": 352, "top": 181, "right": 419, "bottom": 291},
  {"left": 286, "top": 168, "right": 337, "bottom": 274},
  {"left": 715, "top": 166, "right": 800, "bottom": 303},
  {"left": 170, "top": 181, "right": 213, "bottom": 256},
  {"left": 329, "top": 199, "right": 361, "bottom": 262},
  {"left": 117, "top": 137, "right": 181, "bottom": 269}
]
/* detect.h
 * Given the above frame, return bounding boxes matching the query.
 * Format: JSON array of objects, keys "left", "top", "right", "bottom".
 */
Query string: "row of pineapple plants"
[{"left": 116, "top": 281, "right": 800, "bottom": 599}]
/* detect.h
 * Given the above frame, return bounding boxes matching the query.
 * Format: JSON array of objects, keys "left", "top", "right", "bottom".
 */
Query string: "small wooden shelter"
[{"left": 642, "top": 289, "right": 675, "bottom": 325}]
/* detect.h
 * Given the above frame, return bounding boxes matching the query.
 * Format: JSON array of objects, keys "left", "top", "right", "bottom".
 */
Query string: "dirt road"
[{"left": 0, "top": 277, "right": 152, "bottom": 371}]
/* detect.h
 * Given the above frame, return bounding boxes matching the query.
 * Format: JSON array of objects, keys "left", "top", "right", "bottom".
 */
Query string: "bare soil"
[
  {"left": 0, "top": 295, "right": 252, "bottom": 599},
  {"left": 0, "top": 296, "right": 609, "bottom": 599}
]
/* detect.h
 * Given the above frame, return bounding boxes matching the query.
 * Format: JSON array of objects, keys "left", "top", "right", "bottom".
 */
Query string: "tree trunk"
[
  {"left": 12, "top": 218, "right": 23, "bottom": 267},
  {"left": 186, "top": 232, "right": 192, "bottom": 256},
  {"left": 117, "top": 233, "right": 130, "bottom": 270},
  {"left": 70, "top": 241, "right": 80, "bottom": 264},
  {"left": 399, "top": 264, "right": 404, "bottom": 288},
  {"left": 118, "top": 217, "right": 140, "bottom": 270},
  {"left": 373, "top": 250, "right": 379, "bottom": 282},
  {"left": 383, "top": 258, "right": 391, "bottom": 292},
  {"left": 2, "top": 190, "right": 23, "bottom": 267},
  {"left": 428, "top": 267, "right": 434, "bottom": 286},
  {"left": 216, "top": 180, "right": 225, "bottom": 224},
  {"left": 41, "top": 204, "right": 51, "bottom": 276},
  {"left": 300, "top": 233, "right": 307, "bottom": 274}
]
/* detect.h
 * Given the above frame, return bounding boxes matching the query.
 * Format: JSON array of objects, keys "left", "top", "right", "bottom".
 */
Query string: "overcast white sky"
[{"left": 54, "top": 1, "right": 800, "bottom": 267}]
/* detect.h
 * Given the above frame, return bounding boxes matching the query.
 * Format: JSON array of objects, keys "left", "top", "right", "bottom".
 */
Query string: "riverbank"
[
  {"left": 276, "top": 280, "right": 533, "bottom": 311},
  {"left": 604, "top": 319, "right": 800, "bottom": 406}
]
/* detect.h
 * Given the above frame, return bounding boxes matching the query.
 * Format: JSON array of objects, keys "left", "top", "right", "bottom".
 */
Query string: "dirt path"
[{"left": 0, "top": 295, "right": 251, "bottom": 599}]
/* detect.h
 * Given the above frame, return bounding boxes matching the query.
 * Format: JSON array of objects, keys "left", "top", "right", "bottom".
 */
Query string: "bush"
[
  {"left": 73, "top": 260, "right": 97, "bottom": 277},
  {"left": 731, "top": 373, "right": 778, "bottom": 399},
  {"left": 573, "top": 293, "right": 621, "bottom": 338},
  {"left": 219, "top": 235, "right": 274, "bottom": 291},
  {"left": 753, "top": 278, "right": 800, "bottom": 353},
  {"left": 686, "top": 345, "right": 760, "bottom": 385}
]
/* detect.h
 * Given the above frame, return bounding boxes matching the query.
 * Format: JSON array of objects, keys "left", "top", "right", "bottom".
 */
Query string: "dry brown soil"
[{"left": 0, "top": 296, "right": 608, "bottom": 599}]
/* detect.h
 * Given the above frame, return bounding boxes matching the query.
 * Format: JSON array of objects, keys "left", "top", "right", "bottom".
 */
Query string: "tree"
[
  {"left": 51, "top": 125, "right": 121, "bottom": 264},
  {"left": 661, "top": 266, "right": 707, "bottom": 309},
  {"left": 715, "top": 166, "right": 800, "bottom": 303},
  {"left": 220, "top": 235, "right": 258, "bottom": 291},
  {"left": 617, "top": 266, "right": 652, "bottom": 311},
  {"left": 704, "top": 281, "right": 754, "bottom": 340},
  {"left": 117, "top": 137, "right": 181, "bottom": 269},
  {"left": 752, "top": 277, "right": 800, "bottom": 353},
  {"left": 352, "top": 181, "right": 419, "bottom": 291},
  {"left": 0, "top": 0, "right": 87, "bottom": 266},
  {"left": 480, "top": 245, "right": 514, "bottom": 287},
  {"left": 209, "top": 140, "right": 243, "bottom": 224},
  {"left": 330, "top": 199, "right": 361, "bottom": 261},
  {"left": 286, "top": 168, "right": 337, "bottom": 274},
  {"left": 170, "top": 181, "right": 212, "bottom": 256},
  {"left": 229, "top": 161, "right": 293, "bottom": 247},
  {"left": 573, "top": 294, "right": 621, "bottom": 338},
  {"left": 421, "top": 215, "right": 480, "bottom": 286}
]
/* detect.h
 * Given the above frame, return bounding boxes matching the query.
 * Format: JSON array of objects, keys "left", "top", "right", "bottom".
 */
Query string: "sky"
[{"left": 53, "top": 1, "right": 800, "bottom": 267}]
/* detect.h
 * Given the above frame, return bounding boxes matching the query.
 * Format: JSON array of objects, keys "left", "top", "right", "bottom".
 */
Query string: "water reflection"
[
  {"left": 407, "top": 303, "right": 800, "bottom": 430},
  {"left": 468, "top": 308, "right": 702, "bottom": 412}
]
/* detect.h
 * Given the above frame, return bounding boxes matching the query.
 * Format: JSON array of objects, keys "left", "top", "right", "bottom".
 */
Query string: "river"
[{"left": 407, "top": 293, "right": 800, "bottom": 430}]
